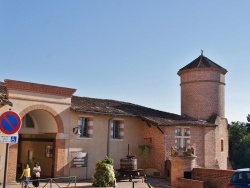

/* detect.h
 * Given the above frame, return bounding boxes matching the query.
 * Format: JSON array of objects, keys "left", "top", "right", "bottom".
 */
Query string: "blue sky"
[{"left": 1, "top": 1, "right": 250, "bottom": 123}]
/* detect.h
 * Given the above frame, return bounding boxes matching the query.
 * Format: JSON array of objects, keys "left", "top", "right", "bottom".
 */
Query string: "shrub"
[
  {"left": 92, "top": 156, "right": 116, "bottom": 187},
  {"left": 138, "top": 144, "right": 150, "bottom": 159}
]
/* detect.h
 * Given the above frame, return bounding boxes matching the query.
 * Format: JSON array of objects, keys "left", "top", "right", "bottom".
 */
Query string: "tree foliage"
[
  {"left": 92, "top": 156, "right": 116, "bottom": 187},
  {"left": 229, "top": 120, "right": 250, "bottom": 169}
]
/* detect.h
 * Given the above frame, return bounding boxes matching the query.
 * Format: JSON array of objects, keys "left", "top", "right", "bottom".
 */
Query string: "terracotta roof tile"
[
  {"left": 0, "top": 82, "right": 12, "bottom": 106},
  {"left": 71, "top": 96, "right": 214, "bottom": 126}
]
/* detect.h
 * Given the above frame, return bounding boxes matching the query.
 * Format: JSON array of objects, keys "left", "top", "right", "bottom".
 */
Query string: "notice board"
[{"left": 71, "top": 152, "right": 87, "bottom": 167}]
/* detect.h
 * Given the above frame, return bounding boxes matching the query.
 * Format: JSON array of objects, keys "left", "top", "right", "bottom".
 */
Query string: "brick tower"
[{"left": 177, "top": 52, "right": 228, "bottom": 121}]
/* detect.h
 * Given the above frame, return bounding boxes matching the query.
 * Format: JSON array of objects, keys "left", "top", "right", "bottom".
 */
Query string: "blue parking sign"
[{"left": 10, "top": 136, "right": 17, "bottom": 143}]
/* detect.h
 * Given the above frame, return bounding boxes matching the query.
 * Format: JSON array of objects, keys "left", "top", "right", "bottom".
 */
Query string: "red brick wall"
[
  {"left": 164, "top": 124, "right": 229, "bottom": 187},
  {"left": 177, "top": 178, "right": 205, "bottom": 188},
  {"left": 142, "top": 123, "right": 166, "bottom": 176},
  {"left": 165, "top": 126, "right": 176, "bottom": 159},
  {"left": 170, "top": 156, "right": 196, "bottom": 187},
  {"left": 54, "top": 139, "right": 66, "bottom": 177},
  {"left": 192, "top": 168, "right": 234, "bottom": 188},
  {"left": 190, "top": 126, "right": 205, "bottom": 167},
  {"left": 215, "top": 118, "right": 229, "bottom": 169},
  {"left": 7, "top": 144, "right": 18, "bottom": 182},
  {"left": 179, "top": 69, "right": 226, "bottom": 120},
  {"left": 204, "top": 127, "right": 217, "bottom": 168}
]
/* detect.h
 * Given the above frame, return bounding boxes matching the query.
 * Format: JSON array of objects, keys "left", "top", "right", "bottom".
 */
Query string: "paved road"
[{"left": 0, "top": 177, "right": 171, "bottom": 188}]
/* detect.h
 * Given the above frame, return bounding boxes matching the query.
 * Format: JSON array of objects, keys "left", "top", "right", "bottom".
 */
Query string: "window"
[
  {"left": 111, "top": 120, "right": 124, "bottom": 139},
  {"left": 113, "top": 120, "right": 120, "bottom": 139},
  {"left": 176, "top": 128, "right": 181, "bottom": 136},
  {"left": 22, "top": 114, "right": 34, "bottom": 128},
  {"left": 79, "top": 117, "right": 88, "bottom": 137},
  {"left": 76, "top": 117, "right": 93, "bottom": 138},
  {"left": 175, "top": 127, "right": 190, "bottom": 150},
  {"left": 221, "top": 139, "right": 224, "bottom": 152}
]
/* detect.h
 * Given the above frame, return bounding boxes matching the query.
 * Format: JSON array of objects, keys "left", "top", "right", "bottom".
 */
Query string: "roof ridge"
[{"left": 178, "top": 54, "right": 227, "bottom": 75}]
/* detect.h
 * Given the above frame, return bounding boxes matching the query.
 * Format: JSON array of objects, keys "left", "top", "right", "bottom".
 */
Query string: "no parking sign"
[
  {"left": 0, "top": 111, "right": 22, "bottom": 187},
  {"left": 0, "top": 111, "right": 21, "bottom": 135}
]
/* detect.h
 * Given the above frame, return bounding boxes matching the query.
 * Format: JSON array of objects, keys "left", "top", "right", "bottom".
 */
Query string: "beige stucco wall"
[{"left": 68, "top": 113, "right": 147, "bottom": 179}]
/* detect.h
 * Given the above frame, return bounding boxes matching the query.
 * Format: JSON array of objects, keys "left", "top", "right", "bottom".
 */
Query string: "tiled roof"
[
  {"left": 178, "top": 55, "right": 227, "bottom": 74},
  {"left": 71, "top": 96, "right": 214, "bottom": 126},
  {"left": 0, "top": 82, "right": 12, "bottom": 106},
  {"left": 0, "top": 79, "right": 216, "bottom": 127}
]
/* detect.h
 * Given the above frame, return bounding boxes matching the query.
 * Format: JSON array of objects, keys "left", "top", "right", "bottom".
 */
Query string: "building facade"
[{"left": 0, "top": 54, "right": 229, "bottom": 184}]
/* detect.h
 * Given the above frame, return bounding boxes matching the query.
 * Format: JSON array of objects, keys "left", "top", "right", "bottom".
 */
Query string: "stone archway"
[{"left": 7, "top": 104, "right": 65, "bottom": 182}]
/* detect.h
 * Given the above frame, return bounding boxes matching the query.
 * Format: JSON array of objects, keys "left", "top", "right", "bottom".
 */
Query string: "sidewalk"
[{"left": 1, "top": 177, "right": 171, "bottom": 188}]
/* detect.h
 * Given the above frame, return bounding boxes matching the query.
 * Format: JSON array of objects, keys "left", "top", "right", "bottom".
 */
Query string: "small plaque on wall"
[{"left": 71, "top": 152, "right": 87, "bottom": 167}]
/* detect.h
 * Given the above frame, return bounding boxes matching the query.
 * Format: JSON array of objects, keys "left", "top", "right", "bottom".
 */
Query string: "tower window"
[{"left": 221, "top": 139, "right": 224, "bottom": 152}]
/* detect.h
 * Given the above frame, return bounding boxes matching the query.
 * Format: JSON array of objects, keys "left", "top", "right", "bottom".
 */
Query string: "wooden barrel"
[{"left": 120, "top": 158, "right": 137, "bottom": 170}]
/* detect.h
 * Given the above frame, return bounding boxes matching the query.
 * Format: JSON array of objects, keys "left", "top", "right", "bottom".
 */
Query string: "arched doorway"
[{"left": 17, "top": 109, "right": 58, "bottom": 180}]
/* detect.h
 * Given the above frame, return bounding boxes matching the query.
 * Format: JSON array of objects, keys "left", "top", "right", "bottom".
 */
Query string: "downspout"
[{"left": 107, "top": 116, "right": 115, "bottom": 157}]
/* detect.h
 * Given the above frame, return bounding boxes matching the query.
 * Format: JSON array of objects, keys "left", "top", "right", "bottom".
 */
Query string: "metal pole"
[
  {"left": 50, "top": 178, "right": 52, "bottom": 188},
  {"left": 3, "top": 143, "right": 9, "bottom": 188}
]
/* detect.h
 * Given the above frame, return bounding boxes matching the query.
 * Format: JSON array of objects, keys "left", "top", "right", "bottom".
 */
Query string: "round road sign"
[{"left": 0, "top": 111, "right": 22, "bottom": 135}]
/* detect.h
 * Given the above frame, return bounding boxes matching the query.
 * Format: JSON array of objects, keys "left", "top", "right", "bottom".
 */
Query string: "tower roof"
[{"left": 178, "top": 54, "right": 227, "bottom": 75}]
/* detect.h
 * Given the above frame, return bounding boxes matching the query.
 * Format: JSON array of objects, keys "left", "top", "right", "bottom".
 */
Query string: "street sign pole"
[
  {"left": 0, "top": 110, "right": 22, "bottom": 187},
  {"left": 3, "top": 143, "right": 9, "bottom": 188}
]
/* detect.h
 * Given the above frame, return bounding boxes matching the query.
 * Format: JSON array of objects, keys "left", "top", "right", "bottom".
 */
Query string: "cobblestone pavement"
[{"left": 0, "top": 177, "right": 171, "bottom": 188}]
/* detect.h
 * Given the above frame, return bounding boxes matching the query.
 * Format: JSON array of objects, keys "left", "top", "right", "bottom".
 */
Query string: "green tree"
[
  {"left": 246, "top": 114, "right": 250, "bottom": 132},
  {"left": 229, "top": 121, "right": 250, "bottom": 169}
]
